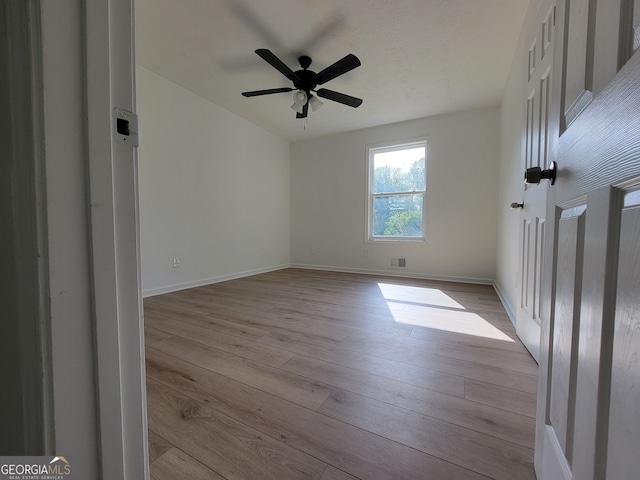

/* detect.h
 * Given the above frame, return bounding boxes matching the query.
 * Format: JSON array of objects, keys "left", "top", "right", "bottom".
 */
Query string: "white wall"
[
  {"left": 137, "top": 66, "right": 291, "bottom": 296},
  {"left": 290, "top": 107, "right": 500, "bottom": 283},
  {"left": 495, "top": 0, "right": 543, "bottom": 321}
]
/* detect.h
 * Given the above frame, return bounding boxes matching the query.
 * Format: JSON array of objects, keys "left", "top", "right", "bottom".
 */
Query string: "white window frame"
[{"left": 366, "top": 139, "right": 427, "bottom": 242}]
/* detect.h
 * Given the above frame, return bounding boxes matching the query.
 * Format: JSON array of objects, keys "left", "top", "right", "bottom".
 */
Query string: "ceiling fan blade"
[
  {"left": 296, "top": 101, "right": 309, "bottom": 119},
  {"left": 255, "top": 49, "right": 300, "bottom": 83},
  {"left": 314, "top": 54, "right": 361, "bottom": 85},
  {"left": 316, "top": 88, "right": 363, "bottom": 108},
  {"left": 242, "top": 87, "right": 294, "bottom": 97}
]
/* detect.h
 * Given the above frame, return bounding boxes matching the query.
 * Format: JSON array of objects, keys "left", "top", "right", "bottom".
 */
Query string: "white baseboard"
[
  {"left": 144, "top": 262, "right": 502, "bottom": 298},
  {"left": 290, "top": 263, "right": 494, "bottom": 285},
  {"left": 493, "top": 280, "right": 516, "bottom": 326},
  {"left": 142, "top": 264, "right": 290, "bottom": 297}
]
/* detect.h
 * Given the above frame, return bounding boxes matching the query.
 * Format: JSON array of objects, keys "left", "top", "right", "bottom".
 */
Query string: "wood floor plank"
[
  {"left": 149, "top": 294, "right": 357, "bottom": 342},
  {"left": 144, "top": 325, "right": 174, "bottom": 348},
  {"left": 144, "top": 298, "right": 270, "bottom": 340},
  {"left": 320, "top": 466, "right": 360, "bottom": 480},
  {"left": 161, "top": 289, "right": 414, "bottom": 342},
  {"left": 464, "top": 378, "right": 537, "bottom": 418},
  {"left": 338, "top": 333, "right": 438, "bottom": 360},
  {"left": 409, "top": 325, "right": 532, "bottom": 355},
  {"left": 283, "top": 354, "right": 535, "bottom": 448},
  {"left": 151, "top": 448, "right": 225, "bottom": 480},
  {"left": 147, "top": 315, "right": 294, "bottom": 367},
  {"left": 318, "top": 388, "right": 535, "bottom": 480},
  {"left": 257, "top": 330, "right": 465, "bottom": 397},
  {"left": 152, "top": 335, "right": 333, "bottom": 410},
  {"left": 243, "top": 396, "right": 491, "bottom": 480},
  {"left": 436, "top": 343, "right": 539, "bottom": 376},
  {"left": 148, "top": 430, "right": 173, "bottom": 464},
  {"left": 146, "top": 377, "right": 327, "bottom": 480},
  {"left": 146, "top": 347, "right": 271, "bottom": 422},
  {"left": 386, "top": 303, "right": 517, "bottom": 342},
  {"left": 343, "top": 335, "right": 538, "bottom": 393},
  {"left": 268, "top": 306, "right": 415, "bottom": 339}
]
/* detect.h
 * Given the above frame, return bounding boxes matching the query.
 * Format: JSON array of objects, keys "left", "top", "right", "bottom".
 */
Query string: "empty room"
[
  {"left": 4, "top": 0, "right": 639, "bottom": 479},
  {"left": 136, "top": 0, "right": 536, "bottom": 478}
]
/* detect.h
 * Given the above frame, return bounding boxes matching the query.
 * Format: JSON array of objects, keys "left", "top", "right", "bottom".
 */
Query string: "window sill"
[{"left": 367, "top": 236, "right": 426, "bottom": 243}]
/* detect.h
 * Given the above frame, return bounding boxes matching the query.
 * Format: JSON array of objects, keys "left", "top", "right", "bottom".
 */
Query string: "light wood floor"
[{"left": 144, "top": 268, "right": 538, "bottom": 480}]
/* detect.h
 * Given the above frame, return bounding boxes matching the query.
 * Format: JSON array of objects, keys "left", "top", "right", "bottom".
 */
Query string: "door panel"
[
  {"left": 618, "top": 0, "right": 640, "bottom": 74},
  {"left": 548, "top": 206, "right": 584, "bottom": 464},
  {"left": 562, "top": 0, "right": 592, "bottom": 127},
  {"left": 592, "top": 0, "right": 622, "bottom": 93},
  {"left": 538, "top": 70, "right": 552, "bottom": 170},
  {"left": 561, "top": 0, "right": 638, "bottom": 129},
  {"left": 571, "top": 187, "right": 623, "bottom": 480},
  {"left": 606, "top": 193, "right": 640, "bottom": 480},
  {"left": 525, "top": 2, "right": 555, "bottom": 173},
  {"left": 517, "top": 185, "right": 547, "bottom": 362}
]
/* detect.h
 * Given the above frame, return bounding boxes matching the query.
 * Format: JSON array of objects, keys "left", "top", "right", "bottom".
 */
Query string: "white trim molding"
[
  {"left": 493, "top": 280, "right": 517, "bottom": 326},
  {"left": 143, "top": 265, "right": 291, "bottom": 297},
  {"left": 290, "top": 263, "right": 494, "bottom": 285}
]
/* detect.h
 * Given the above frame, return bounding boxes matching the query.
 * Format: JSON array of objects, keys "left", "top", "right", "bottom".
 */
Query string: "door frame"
[
  {"left": 84, "top": 1, "right": 148, "bottom": 478},
  {"left": 5, "top": 0, "right": 149, "bottom": 477}
]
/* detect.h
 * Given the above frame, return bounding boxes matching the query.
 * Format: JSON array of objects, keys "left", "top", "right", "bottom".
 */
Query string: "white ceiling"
[{"left": 135, "top": 0, "right": 530, "bottom": 142}]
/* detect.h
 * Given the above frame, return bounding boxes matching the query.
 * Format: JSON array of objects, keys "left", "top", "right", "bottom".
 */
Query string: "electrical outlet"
[
  {"left": 172, "top": 257, "right": 180, "bottom": 268},
  {"left": 311, "top": 247, "right": 317, "bottom": 255},
  {"left": 363, "top": 249, "right": 369, "bottom": 258},
  {"left": 260, "top": 247, "right": 265, "bottom": 256}
]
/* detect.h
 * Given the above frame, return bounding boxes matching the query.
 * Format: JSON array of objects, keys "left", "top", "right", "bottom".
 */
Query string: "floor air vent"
[{"left": 389, "top": 257, "right": 406, "bottom": 268}]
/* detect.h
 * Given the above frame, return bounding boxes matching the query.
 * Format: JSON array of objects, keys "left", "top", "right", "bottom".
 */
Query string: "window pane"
[
  {"left": 372, "top": 194, "right": 423, "bottom": 237},
  {"left": 373, "top": 147, "right": 425, "bottom": 194}
]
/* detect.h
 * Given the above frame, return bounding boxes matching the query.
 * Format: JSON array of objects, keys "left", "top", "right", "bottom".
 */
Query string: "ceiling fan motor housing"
[{"left": 293, "top": 69, "right": 317, "bottom": 95}]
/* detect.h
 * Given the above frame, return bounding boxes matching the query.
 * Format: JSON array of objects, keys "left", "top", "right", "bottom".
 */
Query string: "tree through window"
[{"left": 367, "top": 140, "right": 426, "bottom": 241}]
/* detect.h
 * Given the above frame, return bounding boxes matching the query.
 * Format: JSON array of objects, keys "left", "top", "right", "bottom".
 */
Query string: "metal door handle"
[
  {"left": 511, "top": 202, "right": 524, "bottom": 210},
  {"left": 525, "top": 161, "right": 557, "bottom": 185}
]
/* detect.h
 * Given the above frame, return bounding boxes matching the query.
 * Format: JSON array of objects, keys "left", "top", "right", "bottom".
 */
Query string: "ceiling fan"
[{"left": 242, "top": 49, "right": 363, "bottom": 119}]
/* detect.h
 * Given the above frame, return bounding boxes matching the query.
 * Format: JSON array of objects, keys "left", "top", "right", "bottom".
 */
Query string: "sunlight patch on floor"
[
  {"left": 376, "top": 283, "right": 466, "bottom": 309},
  {"left": 377, "top": 283, "right": 514, "bottom": 342}
]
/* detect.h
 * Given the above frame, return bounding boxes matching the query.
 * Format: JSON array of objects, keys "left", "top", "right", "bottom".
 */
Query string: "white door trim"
[
  {"left": 39, "top": 0, "right": 147, "bottom": 477},
  {"left": 85, "top": 1, "right": 148, "bottom": 478}
]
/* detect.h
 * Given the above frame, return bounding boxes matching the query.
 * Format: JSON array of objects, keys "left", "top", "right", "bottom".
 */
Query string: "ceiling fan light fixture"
[
  {"left": 294, "top": 90, "right": 307, "bottom": 105},
  {"left": 290, "top": 90, "right": 307, "bottom": 114},
  {"left": 309, "top": 95, "right": 323, "bottom": 112}
]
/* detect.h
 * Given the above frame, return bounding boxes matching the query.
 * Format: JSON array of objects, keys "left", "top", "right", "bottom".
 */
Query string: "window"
[{"left": 367, "top": 140, "right": 426, "bottom": 241}]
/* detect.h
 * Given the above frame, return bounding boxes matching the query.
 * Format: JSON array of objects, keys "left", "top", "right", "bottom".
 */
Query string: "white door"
[
  {"left": 516, "top": 0, "right": 556, "bottom": 363},
  {"left": 535, "top": 0, "right": 640, "bottom": 479}
]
